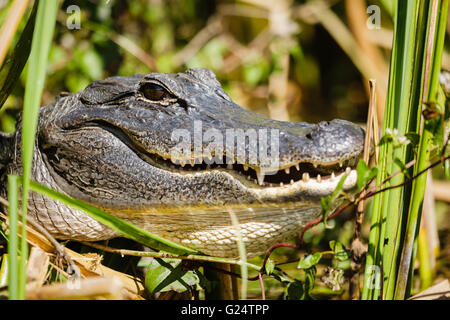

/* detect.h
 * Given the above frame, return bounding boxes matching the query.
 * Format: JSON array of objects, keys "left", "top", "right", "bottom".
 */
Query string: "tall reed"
[{"left": 362, "top": 0, "right": 448, "bottom": 300}]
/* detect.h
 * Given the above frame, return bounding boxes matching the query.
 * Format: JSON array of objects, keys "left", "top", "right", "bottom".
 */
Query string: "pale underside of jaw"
[{"left": 249, "top": 169, "right": 357, "bottom": 197}]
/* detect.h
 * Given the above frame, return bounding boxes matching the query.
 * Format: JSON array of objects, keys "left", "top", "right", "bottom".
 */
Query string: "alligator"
[{"left": 0, "top": 68, "right": 365, "bottom": 258}]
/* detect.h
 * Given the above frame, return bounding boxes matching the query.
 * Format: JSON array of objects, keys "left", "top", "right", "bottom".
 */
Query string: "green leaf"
[
  {"left": 405, "top": 132, "right": 420, "bottom": 148},
  {"left": 265, "top": 258, "right": 275, "bottom": 276},
  {"left": 298, "top": 252, "right": 322, "bottom": 269},
  {"left": 320, "top": 196, "right": 330, "bottom": 216},
  {"left": 394, "top": 157, "right": 411, "bottom": 179},
  {"left": 356, "top": 160, "right": 378, "bottom": 190},
  {"left": 287, "top": 280, "right": 305, "bottom": 300},
  {"left": 271, "top": 270, "right": 293, "bottom": 284},
  {"left": 304, "top": 266, "right": 317, "bottom": 295},
  {"left": 144, "top": 258, "right": 200, "bottom": 295},
  {"left": 378, "top": 133, "right": 393, "bottom": 146},
  {"left": 321, "top": 173, "right": 348, "bottom": 227},
  {"left": 288, "top": 267, "right": 317, "bottom": 299},
  {"left": 329, "top": 240, "right": 350, "bottom": 261},
  {"left": 7, "top": 175, "right": 19, "bottom": 299}
]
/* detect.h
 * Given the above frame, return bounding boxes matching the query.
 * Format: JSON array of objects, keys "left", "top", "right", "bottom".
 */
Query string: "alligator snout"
[{"left": 290, "top": 118, "right": 365, "bottom": 165}]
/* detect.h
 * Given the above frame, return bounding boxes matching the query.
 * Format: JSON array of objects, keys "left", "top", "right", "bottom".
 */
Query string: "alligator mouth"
[
  {"left": 72, "top": 122, "right": 361, "bottom": 190},
  {"left": 137, "top": 149, "right": 360, "bottom": 189}
]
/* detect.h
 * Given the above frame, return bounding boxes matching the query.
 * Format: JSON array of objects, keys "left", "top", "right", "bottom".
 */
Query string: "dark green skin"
[{"left": 0, "top": 68, "right": 365, "bottom": 257}]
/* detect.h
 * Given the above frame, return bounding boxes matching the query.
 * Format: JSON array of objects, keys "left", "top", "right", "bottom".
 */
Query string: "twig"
[
  {"left": 0, "top": 195, "right": 81, "bottom": 279},
  {"left": 258, "top": 272, "right": 266, "bottom": 300},
  {"left": 79, "top": 240, "right": 260, "bottom": 271},
  {"left": 0, "top": 0, "right": 30, "bottom": 67},
  {"left": 217, "top": 3, "right": 268, "bottom": 19},
  {"left": 221, "top": 28, "right": 271, "bottom": 72},
  {"left": 362, "top": 155, "right": 449, "bottom": 200},
  {"left": 260, "top": 243, "right": 297, "bottom": 274},
  {"left": 109, "top": 33, "right": 159, "bottom": 72}
]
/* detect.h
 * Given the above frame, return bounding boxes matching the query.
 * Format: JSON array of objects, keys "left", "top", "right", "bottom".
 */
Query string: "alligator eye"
[{"left": 140, "top": 83, "right": 171, "bottom": 101}]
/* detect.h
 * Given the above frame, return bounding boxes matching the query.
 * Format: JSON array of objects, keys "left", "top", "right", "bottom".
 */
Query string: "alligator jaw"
[
  {"left": 79, "top": 115, "right": 364, "bottom": 199},
  {"left": 134, "top": 144, "right": 361, "bottom": 192}
]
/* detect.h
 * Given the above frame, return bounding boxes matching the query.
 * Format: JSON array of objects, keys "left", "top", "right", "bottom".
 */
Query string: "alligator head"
[{"left": 3, "top": 68, "right": 365, "bottom": 257}]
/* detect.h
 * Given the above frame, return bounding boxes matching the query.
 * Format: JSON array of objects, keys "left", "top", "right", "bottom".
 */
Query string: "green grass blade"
[
  {"left": 29, "top": 180, "right": 199, "bottom": 256},
  {"left": 0, "top": 0, "right": 38, "bottom": 110},
  {"left": 229, "top": 210, "right": 247, "bottom": 299},
  {"left": 395, "top": 0, "right": 448, "bottom": 299},
  {"left": 382, "top": 0, "right": 428, "bottom": 299},
  {"left": 19, "top": 0, "right": 58, "bottom": 299},
  {"left": 7, "top": 174, "right": 19, "bottom": 300}
]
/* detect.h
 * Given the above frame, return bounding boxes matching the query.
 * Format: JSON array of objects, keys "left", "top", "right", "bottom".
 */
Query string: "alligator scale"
[{"left": 0, "top": 69, "right": 365, "bottom": 258}]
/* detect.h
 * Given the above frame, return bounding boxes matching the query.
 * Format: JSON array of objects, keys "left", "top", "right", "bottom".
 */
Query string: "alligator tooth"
[
  {"left": 331, "top": 172, "right": 335, "bottom": 179},
  {"left": 204, "top": 156, "right": 212, "bottom": 163},
  {"left": 227, "top": 164, "right": 233, "bottom": 170},
  {"left": 317, "top": 174, "right": 321, "bottom": 182},
  {"left": 290, "top": 179, "right": 294, "bottom": 185},
  {"left": 295, "top": 164, "right": 300, "bottom": 171},
  {"left": 284, "top": 167, "right": 290, "bottom": 174},
  {"left": 346, "top": 167, "right": 351, "bottom": 174},
  {"left": 180, "top": 160, "right": 186, "bottom": 167},
  {"left": 190, "top": 159, "right": 195, "bottom": 166},
  {"left": 247, "top": 175, "right": 251, "bottom": 180},
  {"left": 206, "top": 164, "right": 211, "bottom": 170},
  {"left": 243, "top": 165, "right": 248, "bottom": 171},
  {"left": 280, "top": 182, "right": 284, "bottom": 186},
  {"left": 302, "top": 172, "right": 310, "bottom": 182},
  {"left": 256, "top": 170, "right": 265, "bottom": 186},
  {"left": 339, "top": 162, "right": 343, "bottom": 167},
  {"left": 313, "top": 163, "right": 318, "bottom": 168}
]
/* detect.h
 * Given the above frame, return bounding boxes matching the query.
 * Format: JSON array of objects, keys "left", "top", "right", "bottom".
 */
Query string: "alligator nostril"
[{"left": 306, "top": 133, "right": 313, "bottom": 140}]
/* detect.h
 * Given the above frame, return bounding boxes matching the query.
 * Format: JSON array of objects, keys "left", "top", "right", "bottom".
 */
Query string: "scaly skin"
[{"left": 0, "top": 68, "right": 365, "bottom": 257}]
